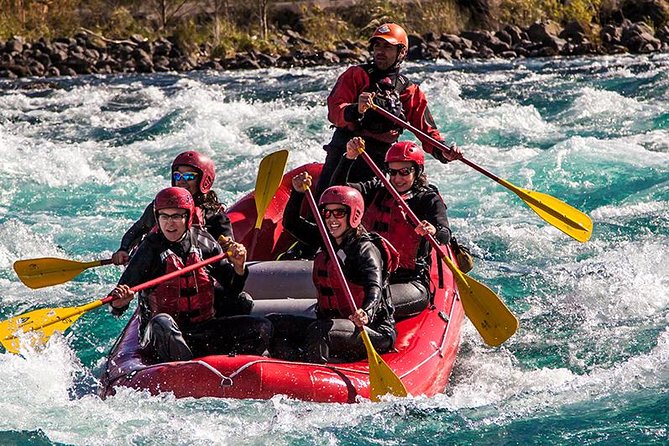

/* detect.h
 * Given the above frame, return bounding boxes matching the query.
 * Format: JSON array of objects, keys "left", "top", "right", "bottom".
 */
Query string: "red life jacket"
[
  {"left": 313, "top": 250, "right": 365, "bottom": 317},
  {"left": 312, "top": 233, "right": 399, "bottom": 318},
  {"left": 357, "top": 64, "right": 411, "bottom": 143},
  {"left": 146, "top": 246, "right": 215, "bottom": 325},
  {"left": 362, "top": 191, "right": 422, "bottom": 270}
]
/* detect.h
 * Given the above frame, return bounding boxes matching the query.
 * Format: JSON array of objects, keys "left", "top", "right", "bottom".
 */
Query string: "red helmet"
[
  {"left": 172, "top": 151, "right": 216, "bottom": 194},
  {"left": 369, "top": 23, "right": 409, "bottom": 48},
  {"left": 154, "top": 187, "right": 195, "bottom": 228},
  {"left": 319, "top": 186, "right": 365, "bottom": 229},
  {"left": 385, "top": 141, "right": 425, "bottom": 165}
]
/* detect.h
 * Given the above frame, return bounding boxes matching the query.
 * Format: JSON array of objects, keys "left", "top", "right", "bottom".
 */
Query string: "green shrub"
[
  {"left": 562, "top": 0, "right": 603, "bottom": 27},
  {"left": 0, "top": 0, "right": 81, "bottom": 40},
  {"left": 499, "top": 0, "right": 604, "bottom": 29},
  {"left": 0, "top": 15, "right": 22, "bottom": 40},
  {"left": 406, "top": 0, "right": 462, "bottom": 35},
  {"left": 102, "top": 7, "right": 153, "bottom": 40},
  {"left": 300, "top": 5, "right": 354, "bottom": 49},
  {"left": 338, "top": 0, "right": 408, "bottom": 38}
]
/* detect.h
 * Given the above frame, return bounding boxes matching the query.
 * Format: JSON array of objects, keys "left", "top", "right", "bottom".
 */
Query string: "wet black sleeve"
[
  {"left": 282, "top": 189, "right": 321, "bottom": 247},
  {"left": 212, "top": 263, "right": 248, "bottom": 296},
  {"left": 346, "top": 239, "right": 384, "bottom": 319},
  {"left": 331, "top": 156, "right": 383, "bottom": 208},
  {"left": 415, "top": 190, "right": 451, "bottom": 245},
  {"left": 111, "top": 236, "right": 164, "bottom": 316},
  {"left": 343, "top": 104, "right": 361, "bottom": 123},
  {"left": 331, "top": 155, "right": 354, "bottom": 186},
  {"left": 117, "top": 238, "right": 164, "bottom": 288},
  {"left": 205, "top": 207, "right": 235, "bottom": 241},
  {"left": 119, "top": 202, "right": 155, "bottom": 252}
]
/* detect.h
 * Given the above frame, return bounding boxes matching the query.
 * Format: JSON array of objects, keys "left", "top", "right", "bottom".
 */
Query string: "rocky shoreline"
[{"left": 1, "top": 19, "right": 668, "bottom": 80}]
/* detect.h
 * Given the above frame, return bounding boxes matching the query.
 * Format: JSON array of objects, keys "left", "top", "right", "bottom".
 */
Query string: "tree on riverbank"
[
  {"left": 2, "top": 0, "right": 667, "bottom": 54},
  {"left": 1, "top": 0, "right": 668, "bottom": 80}
]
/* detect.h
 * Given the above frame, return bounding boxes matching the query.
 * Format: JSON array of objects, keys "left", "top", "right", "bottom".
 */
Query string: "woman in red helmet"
[
  {"left": 315, "top": 22, "right": 462, "bottom": 198},
  {"left": 108, "top": 187, "right": 272, "bottom": 362},
  {"left": 112, "top": 150, "right": 233, "bottom": 266},
  {"left": 272, "top": 175, "right": 398, "bottom": 363},
  {"left": 331, "top": 136, "right": 453, "bottom": 319}
]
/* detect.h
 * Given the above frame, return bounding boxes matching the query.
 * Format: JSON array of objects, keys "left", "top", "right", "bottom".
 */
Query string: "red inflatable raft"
[{"left": 99, "top": 163, "right": 464, "bottom": 403}]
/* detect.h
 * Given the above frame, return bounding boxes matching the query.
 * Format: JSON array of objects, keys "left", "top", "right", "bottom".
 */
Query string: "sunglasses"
[
  {"left": 172, "top": 171, "right": 198, "bottom": 182},
  {"left": 321, "top": 208, "right": 348, "bottom": 219},
  {"left": 157, "top": 212, "right": 188, "bottom": 223},
  {"left": 387, "top": 167, "right": 414, "bottom": 177}
]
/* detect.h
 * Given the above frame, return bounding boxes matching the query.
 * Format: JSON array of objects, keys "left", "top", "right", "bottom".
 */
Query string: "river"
[{"left": 0, "top": 54, "right": 667, "bottom": 445}]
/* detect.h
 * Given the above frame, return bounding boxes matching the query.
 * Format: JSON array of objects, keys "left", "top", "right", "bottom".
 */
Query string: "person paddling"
[
  {"left": 271, "top": 176, "right": 398, "bottom": 363},
  {"left": 332, "top": 137, "right": 453, "bottom": 318},
  {"left": 108, "top": 187, "right": 272, "bottom": 362},
  {"left": 314, "top": 23, "right": 463, "bottom": 198},
  {"left": 112, "top": 151, "right": 252, "bottom": 315},
  {"left": 282, "top": 23, "right": 461, "bottom": 260},
  {"left": 112, "top": 150, "right": 233, "bottom": 265}
]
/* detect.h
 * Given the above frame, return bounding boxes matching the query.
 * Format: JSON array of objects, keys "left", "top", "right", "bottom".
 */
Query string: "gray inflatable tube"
[{"left": 244, "top": 260, "right": 317, "bottom": 317}]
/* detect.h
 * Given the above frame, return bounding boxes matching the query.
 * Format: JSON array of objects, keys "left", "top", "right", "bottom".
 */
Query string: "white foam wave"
[
  {"left": 593, "top": 199, "right": 669, "bottom": 221},
  {"left": 0, "top": 338, "right": 85, "bottom": 427},
  {"left": 563, "top": 237, "right": 669, "bottom": 322},
  {"left": 423, "top": 73, "right": 560, "bottom": 146},
  {"left": 474, "top": 102, "right": 557, "bottom": 141},
  {"left": 0, "top": 134, "right": 109, "bottom": 187},
  {"left": 447, "top": 324, "right": 669, "bottom": 421},
  {"left": 0, "top": 219, "right": 61, "bottom": 268},
  {"left": 567, "top": 86, "right": 644, "bottom": 122}
]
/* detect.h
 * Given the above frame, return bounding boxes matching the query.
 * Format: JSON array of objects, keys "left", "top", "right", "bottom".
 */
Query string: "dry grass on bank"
[{"left": 1, "top": 0, "right": 666, "bottom": 54}]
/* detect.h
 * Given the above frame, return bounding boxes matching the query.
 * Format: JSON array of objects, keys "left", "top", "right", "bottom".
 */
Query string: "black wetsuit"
[
  {"left": 111, "top": 226, "right": 271, "bottom": 362},
  {"left": 271, "top": 189, "right": 396, "bottom": 363},
  {"left": 332, "top": 156, "right": 452, "bottom": 318}
]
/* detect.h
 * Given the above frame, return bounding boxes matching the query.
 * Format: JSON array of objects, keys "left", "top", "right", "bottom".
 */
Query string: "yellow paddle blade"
[
  {"left": 254, "top": 150, "right": 289, "bottom": 229},
  {"left": 14, "top": 257, "right": 108, "bottom": 289},
  {"left": 0, "top": 300, "right": 103, "bottom": 354},
  {"left": 361, "top": 329, "right": 408, "bottom": 401},
  {"left": 499, "top": 179, "right": 593, "bottom": 243},
  {"left": 443, "top": 255, "right": 518, "bottom": 347}
]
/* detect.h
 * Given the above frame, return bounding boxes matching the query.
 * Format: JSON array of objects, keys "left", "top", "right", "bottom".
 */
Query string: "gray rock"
[
  {"left": 527, "top": 21, "right": 563, "bottom": 45},
  {"left": 0, "top": 69, "right": 18, "bottom": 79},
  {"left": 321, "top": 51, "right": 340, "bottom": 64},
  {"left": 46, "top": 66, "right": 60, "bottom": 77},
  {"left": 8, "top": 64, "right": 30, "bottom": 77},
  {"left": 503, "top": 25, "right": 526, "bottom": 45},
  {"left": 559, "top": 20, "right": 587, "bottom": 44},
  {"left": 6, "top": 37, "right": 25, "bottom": 54}
]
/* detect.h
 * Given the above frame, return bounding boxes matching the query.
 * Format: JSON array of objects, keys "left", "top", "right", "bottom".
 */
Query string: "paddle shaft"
[
  {"left": 357, "top": 150, "right": 451, "bottom": 260},
  {"left": 370, "top": 104, "right": 589, "bottom": 232},
  {"left": 73, "top": 258, "right": 114, "bottom": 269},
  {"left": 100, "top": 251, "right": 229, "bottom": 305},
  {"left": 358, "top": 149, "right": 519, "bottom": 345}
]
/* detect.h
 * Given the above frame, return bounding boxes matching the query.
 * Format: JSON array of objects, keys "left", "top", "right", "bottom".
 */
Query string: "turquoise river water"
[{"left": 0, "top": 54, "right": 668, "bottom": 445}]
